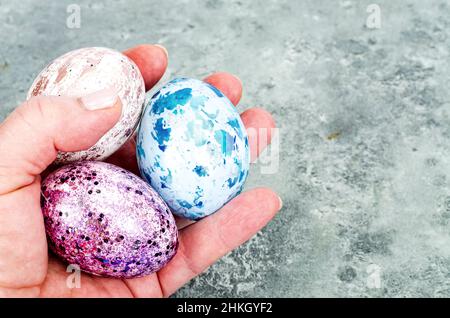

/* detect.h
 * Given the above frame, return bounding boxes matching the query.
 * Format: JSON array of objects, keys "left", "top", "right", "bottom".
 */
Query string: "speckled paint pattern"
[
  {"left": 41, "top": 161, "right": 178, "bottom": 278},
  {"left": 28, "top": 47, "right": 145, "bottom": 163},
  {"left": 137, "top": 78, "right": 250, "bottom": 220}
]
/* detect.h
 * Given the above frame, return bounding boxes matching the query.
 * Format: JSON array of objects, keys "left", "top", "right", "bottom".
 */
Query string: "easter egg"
[
  {"left": 41, "top": 161, "right": 178, "bottom": 278},
  {"left": 28, "top": 47, "right": 145, "bottom": 163},
  {"left": 136, "top": 78, "right": 250, "bottom": 220}
]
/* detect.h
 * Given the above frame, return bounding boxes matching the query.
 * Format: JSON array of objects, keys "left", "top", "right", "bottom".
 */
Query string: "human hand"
[{"left": 0, "top": 44, "right": 281, "bottom": 297}]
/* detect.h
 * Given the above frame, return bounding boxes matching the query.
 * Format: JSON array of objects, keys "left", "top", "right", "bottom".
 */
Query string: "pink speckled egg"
[
  {"left": 41, "top": 161, "right": 178, "bottom": 278},
  {"left": 28, "top": 47, "right": 145, "bottom": 163}
]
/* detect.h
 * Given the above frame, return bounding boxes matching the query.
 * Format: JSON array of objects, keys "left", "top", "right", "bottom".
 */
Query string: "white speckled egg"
[
  {"left": 137, "top": 78, "right": 250, "bottom": 220},
  {"left": 28, "top": 47, "right": 145, "bottom": 163}
]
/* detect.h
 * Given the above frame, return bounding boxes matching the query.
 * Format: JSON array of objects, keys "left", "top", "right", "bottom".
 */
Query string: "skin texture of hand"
[{"left": 0, "top": 44, "right": 281, "bottom": 298}]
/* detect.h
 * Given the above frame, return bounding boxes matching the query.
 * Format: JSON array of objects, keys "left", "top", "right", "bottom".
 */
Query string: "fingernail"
[
  {"left": 81, "top": 87, "right": 119, "bottom": 110},
  {"left": 233, "top": 74, "right": 243, "bottom": 87},
  {"left": 278, "top": 196, "right": 283, "bottom": 211},
  {"left": 154, "top": 44, "right": 169, "bottom": 58}
]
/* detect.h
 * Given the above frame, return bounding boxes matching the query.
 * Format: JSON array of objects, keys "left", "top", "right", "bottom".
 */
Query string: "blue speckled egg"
[{"left": 136, "top": 78, "right": 250, "bottom": 220}]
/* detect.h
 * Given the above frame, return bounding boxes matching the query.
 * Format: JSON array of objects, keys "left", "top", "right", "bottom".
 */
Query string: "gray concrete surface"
[{"left": 1, "top": 0, "right": 450, "bottom": 297}]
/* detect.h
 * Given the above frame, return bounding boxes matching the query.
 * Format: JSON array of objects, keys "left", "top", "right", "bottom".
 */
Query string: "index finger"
[{"left": 123, "top": 44, "right": 168, "bottom": 91}]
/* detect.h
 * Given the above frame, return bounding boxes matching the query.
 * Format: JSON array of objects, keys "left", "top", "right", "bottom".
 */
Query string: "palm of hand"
[{"left": 0, "top": 45, "right": 280, "bottom": 298}]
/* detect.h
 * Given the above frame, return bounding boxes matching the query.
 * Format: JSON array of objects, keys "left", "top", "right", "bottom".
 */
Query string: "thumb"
[{"left": 0, "top": 88, "right": 122, "bottom": 194}]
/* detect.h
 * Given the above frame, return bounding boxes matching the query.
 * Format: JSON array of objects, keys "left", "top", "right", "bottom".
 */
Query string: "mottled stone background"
[{"left": 1, "top": 0, "right": 450, "bottom": 297}]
